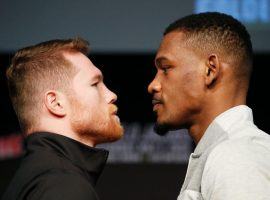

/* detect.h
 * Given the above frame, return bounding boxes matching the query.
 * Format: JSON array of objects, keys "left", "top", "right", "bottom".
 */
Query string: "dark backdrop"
[{"left": 1, "top": 53, "right": 270, "bottom": 199}]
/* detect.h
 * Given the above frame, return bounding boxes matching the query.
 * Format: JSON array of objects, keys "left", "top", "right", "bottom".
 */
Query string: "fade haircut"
[
  {"left": 164, "top": 12, "right": 253, "bottom": 82},
  {"left": 6, "top": 38, "right": 89, "bottom": 133}
]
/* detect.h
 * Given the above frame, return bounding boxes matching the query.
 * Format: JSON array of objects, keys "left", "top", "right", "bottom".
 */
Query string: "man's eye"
[
  {"left": 91, "top": 82, "right": 98, "bottom": 86},
  {"left": 161, "top": 67, "right": 170, "bottom": 74}
]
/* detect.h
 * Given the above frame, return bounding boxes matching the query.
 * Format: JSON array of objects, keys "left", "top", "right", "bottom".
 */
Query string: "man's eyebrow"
[{"left": 155, "top": 56, "right": 168, "bottom": 68}]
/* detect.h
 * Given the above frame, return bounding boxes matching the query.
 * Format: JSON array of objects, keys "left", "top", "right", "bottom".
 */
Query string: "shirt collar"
[
  {"left": 214, "top": 105, "right": 253, "bottom": 132},
  {"left": 25, "top": 132, "right": 109, "bottom": 184},
  {"left": 193, "top": 105, "right": 253, "bottom": 157}
]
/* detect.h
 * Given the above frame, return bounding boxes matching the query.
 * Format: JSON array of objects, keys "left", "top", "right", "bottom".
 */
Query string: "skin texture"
[
  {"left": 68, "top": 52, "right": 123, "bottom": 145},
  {"left": 37, "top": 52, "right": 123, "bottom": 147},
  {"left": 148, "top": 31, "right": 247, "bottom": 144}
]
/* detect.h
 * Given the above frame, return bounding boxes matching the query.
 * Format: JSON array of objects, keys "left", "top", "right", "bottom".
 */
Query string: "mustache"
[{"left": 109, "top": 104, "right": 118, "bottom": 114}]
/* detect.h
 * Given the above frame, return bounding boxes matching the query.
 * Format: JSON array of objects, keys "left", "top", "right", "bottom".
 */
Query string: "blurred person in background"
[
  {"left": 2, "top": 38, "right": 123, "bottom": 200},
  {"left": 148, "top": 12, "right": 270, "bottom": 199}
]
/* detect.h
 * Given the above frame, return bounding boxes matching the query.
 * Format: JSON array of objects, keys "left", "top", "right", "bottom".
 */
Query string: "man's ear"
[
  {"left": 44, "top": 91, "right": 66, "bottom": 117},
  {"left": 205, "top": 54, "right": 220, "bottom": 87}
]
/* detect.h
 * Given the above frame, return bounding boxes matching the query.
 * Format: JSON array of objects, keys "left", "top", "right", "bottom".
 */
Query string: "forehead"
[
  {"left": 64, "top": 52, "right": 101, "bottom": 78},
  {"left": 156, "top": 31, "right": 190, "bottom": 62}
]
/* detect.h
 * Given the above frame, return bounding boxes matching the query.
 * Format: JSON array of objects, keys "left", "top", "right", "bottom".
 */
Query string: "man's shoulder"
[
  {"left": 201, "top": 126, "right": 270, "bottom": 199},
  {"left": 10, "top": 149, "right": 79, "bottom": 184},
  {"left": 2, "top": 151, "right": 92, "bottom": 200},
  {"left": 28, "top": 169, "right": 98, "bottom": 199},
  {"left": 2, "top": 168, "right": 97, "bottom": 200},
  {"left": 205, "top": 126, "right": 270, "bottom": 171}
]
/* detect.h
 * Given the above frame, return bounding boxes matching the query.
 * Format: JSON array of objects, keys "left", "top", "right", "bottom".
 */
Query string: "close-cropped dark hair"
[{"left": 164, "top": 12, "right": 253, "bottom": 81}]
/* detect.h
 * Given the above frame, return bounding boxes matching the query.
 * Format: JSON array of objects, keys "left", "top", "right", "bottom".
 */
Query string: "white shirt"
[{"left": 178, "top": 105, "right": 270, "bottom": 200}]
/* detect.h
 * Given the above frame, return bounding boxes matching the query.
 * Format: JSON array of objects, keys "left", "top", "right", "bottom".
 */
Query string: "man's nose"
[
  {"left": 109, "top": 91, "right": 117, "bottom": 104},
  {"left": 148, "top": 77, "right": 161, "bottom": 94},
  {"left": 104, "top": 84, "right": 117, "bottom": 104}
]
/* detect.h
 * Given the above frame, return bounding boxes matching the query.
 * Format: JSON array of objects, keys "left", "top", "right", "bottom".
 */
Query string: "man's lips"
[
  {"left": 152, "top": 99, "right": 163, "bottom": 111},
  {"left": 152, "top": 99, "right": 162, "bottom": 105},
  {"left": 110, "top": 105, "right": 121, "bottom": 123},
  {"left": 110, "top": 105, "right": 118, "bottom": 115},
  {"left": 112, "top": 109, "right": 118, "bottom": 115}
]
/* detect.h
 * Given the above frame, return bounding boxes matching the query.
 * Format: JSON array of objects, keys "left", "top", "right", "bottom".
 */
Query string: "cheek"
[
  {"left": 165, "top": 73, "right": 203, "bottom": 109},
  {"left": 80, "top": 88, "right": 102, "bottom": 106},
  {"left": 181, "top": 71, "right": 204, "bottom": 97}
]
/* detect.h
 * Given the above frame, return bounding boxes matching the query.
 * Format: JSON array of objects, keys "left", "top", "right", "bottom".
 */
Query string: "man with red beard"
[
  {"left": 148, "top": 12, "right": 270, "bottom": 199},
  {"left": 2, "top": 38, "right": 123, "bottom": 200}
]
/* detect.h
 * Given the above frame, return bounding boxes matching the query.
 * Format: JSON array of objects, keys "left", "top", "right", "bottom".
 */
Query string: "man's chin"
[
  {"left": 111, "top": 125, "right": 124, "bottom": 141},
  {"left": 154, "top": 112, "right": 172, "bottom": 135},
  {"left": 97, "top": 123, "right": 124, "bottom": 144},
  {"left": 154, "top": 122, "right": 171, "bottom": 136}
]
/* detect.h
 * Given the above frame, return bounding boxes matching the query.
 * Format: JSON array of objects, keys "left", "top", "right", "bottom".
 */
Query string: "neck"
[
  {"left": 28, "top": 117, "right": 95, "bottom": 147},
  {"left": 188, "top": 92, "right": 246, "bottom": 144}
]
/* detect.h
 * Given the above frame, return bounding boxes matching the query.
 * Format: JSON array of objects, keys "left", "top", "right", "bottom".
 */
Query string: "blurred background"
[{"left": 0, "top": 0, "right": 270, "bottom": 199}]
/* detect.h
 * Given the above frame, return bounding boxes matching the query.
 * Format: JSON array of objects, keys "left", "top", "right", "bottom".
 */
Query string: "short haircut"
[
  {"left": 164, "top": 12, "right": 253, "bottom": 82},
  {"left": 6, "top": 38, "right": 89, "bottom": 133}
]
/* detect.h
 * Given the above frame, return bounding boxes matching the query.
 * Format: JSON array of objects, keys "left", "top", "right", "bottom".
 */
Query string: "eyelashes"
[
  {"left": 161, "top": 66, "right": 171, "bottom": 75},
  {"left": 91, "top": 82, "right": 99, "bottom": 87}
]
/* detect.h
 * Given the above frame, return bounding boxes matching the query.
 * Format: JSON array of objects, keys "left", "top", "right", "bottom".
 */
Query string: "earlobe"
[
  {"left": 205, "top": 54, "right": 220, "bottom": 87},
  {"left": 44, "top": 91, "right": 66, "bottom": 117}
]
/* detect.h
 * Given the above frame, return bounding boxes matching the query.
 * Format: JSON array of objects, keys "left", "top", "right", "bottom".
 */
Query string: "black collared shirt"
[{"left": 2, "top": 132, "right": 109, "bottom": 200}]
